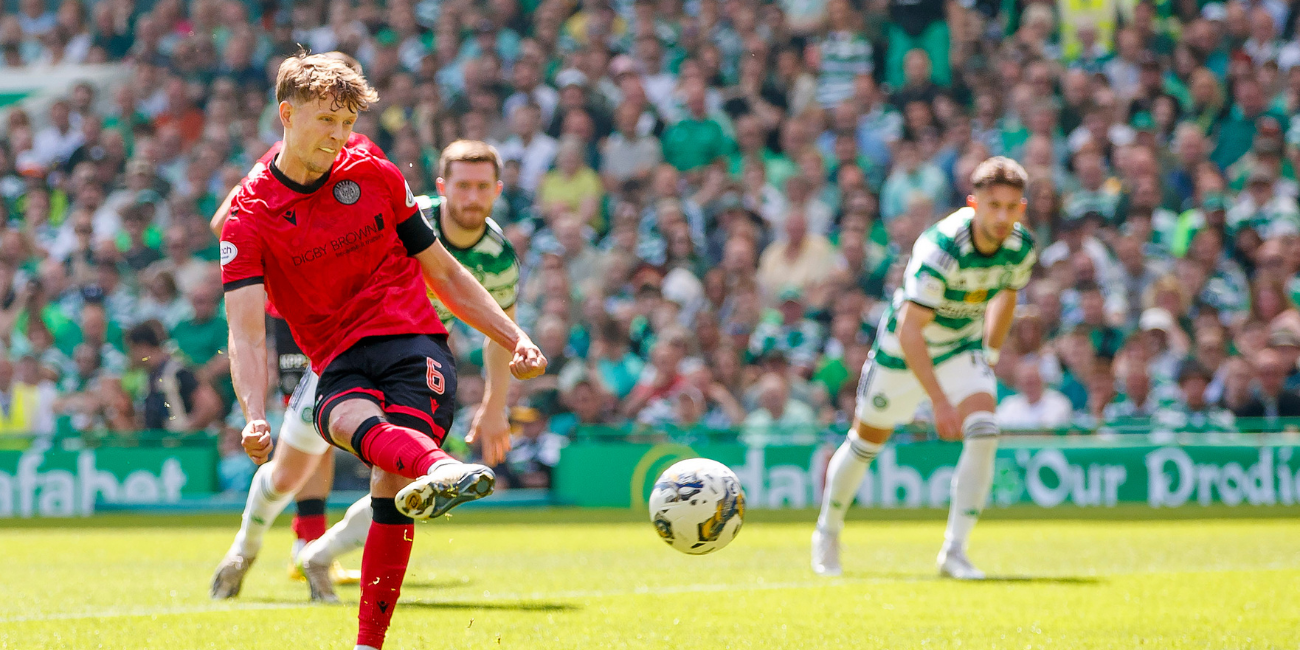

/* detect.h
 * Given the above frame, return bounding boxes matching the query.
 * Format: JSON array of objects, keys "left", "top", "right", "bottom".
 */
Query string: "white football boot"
[
  {"left": 937, "top": 547, "right": 986, "bottom": 580},
  {"left": 210, "top": 554, "right": 255, "bottom": 599},
  {"left": 811, "top": 527, "right": 842, "bottom": 577},
  {"left": 395, "top": 460, "right": 495, "bottom": 519},
  {"left": 297, "top": 555, "right": 342, "bottom": 604}
]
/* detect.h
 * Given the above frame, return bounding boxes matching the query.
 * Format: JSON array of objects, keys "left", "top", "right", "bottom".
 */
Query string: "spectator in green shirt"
[
  {"left": 1153, "top": 359, "right": 1236, "bottom": 432},
  {"left": 170, "top": 281, "right": 232, "bottom": 410},
  {"left": 661, "top": 78, "right": 732, "bottom": 172},
  {"left": 1212, "top": 78, "right": 1285, "bottom": 170}
]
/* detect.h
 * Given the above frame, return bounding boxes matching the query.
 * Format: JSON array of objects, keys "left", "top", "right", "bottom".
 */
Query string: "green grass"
[{"left": 2, "top": 509, "right": 1298, "bottom": 649}]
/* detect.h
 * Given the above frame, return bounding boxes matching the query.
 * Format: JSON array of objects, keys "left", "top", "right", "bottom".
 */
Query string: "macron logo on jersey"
[
  {"left": 220, "top": 241, "right": 238, "bottom": 266},
  {"left": 404, "top": 181, "right": 416, "bottom": 208}
]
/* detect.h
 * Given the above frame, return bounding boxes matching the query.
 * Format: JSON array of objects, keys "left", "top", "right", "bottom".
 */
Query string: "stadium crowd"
[{"left": 3, "top": 0, "right": 1300, "bottom": 489}]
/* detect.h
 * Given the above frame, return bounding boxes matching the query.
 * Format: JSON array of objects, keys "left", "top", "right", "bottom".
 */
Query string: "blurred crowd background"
[{"left": 3, "top": 0, "right": 1300, "bottom": 491}]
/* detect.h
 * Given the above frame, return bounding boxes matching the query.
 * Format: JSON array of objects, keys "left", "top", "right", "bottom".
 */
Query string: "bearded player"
[
  {"left": 220, "top": 53, "right": 545, "bottom": 650},
  {"left": 812, "top": 157, "right": 1036, "bottom": 580},
  {"left": 291, "top": 140, "right": 522, "bottom": 602}
]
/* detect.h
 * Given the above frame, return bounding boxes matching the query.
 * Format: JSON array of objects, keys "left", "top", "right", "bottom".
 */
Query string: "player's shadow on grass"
[
  {"left": 391, "top": 578, "right": 475, "bottom": 590},
  {"left": 975, "top": 576, "right": 1103, "bottom": 585},
  {"left": 844, "top": 571, "right": 1103, "bottom": 586},
  {"left": 238, "top": 596, "right": 578, "bottom": 611},
  {"left": 400, "top": 600, "right": 580, "bottom": 612}
]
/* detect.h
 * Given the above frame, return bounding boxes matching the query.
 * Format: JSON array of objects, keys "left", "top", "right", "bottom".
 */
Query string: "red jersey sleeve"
[
  {"left": 373, "top": 157, "right": 438, "bottom": 256},
  {"left": 220, "top": 189, "right": 267, "bottom": 291},
  {"left": 375, "top": 157, "right": 421, "bottom": 222}
]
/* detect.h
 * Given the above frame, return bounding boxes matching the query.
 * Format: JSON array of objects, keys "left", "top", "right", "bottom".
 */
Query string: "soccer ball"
[{"left": 648, "top": 458, "right": 745, "bottom": 555}]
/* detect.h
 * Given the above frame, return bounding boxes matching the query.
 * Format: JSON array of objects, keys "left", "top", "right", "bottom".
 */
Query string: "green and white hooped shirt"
[
  {"left": 872, "top": 207, "right": 1037, "bottom": 370},
  {"left": 417, "top": 196, "right": 520, "bottom": 324}
]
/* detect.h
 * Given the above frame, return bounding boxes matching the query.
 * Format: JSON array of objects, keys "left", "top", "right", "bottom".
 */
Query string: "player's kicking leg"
[
  {"left": 315, "top": 334, "right": 493, "bottom": 649},
  {"left": 299, "top": 455, "right": 494, "bottom": 574},
  {"left": 211, "top": 372, "right": 329, "bottom": 600}
]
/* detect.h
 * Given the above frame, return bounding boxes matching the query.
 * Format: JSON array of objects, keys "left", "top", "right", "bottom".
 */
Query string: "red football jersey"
[
  {"left": 221, "top": 147, "right": 447, "bottom": 372},
  {"left": 251, "top": 133, "right": 386, "bottom": 323}
]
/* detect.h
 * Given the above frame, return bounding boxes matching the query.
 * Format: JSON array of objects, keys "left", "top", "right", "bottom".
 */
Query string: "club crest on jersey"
[
  {"left": 220, "top": 241, "right": 237, "bottom": 265},
  {"left": 333, "top": 180, "right": 361, "bottom": 205}
]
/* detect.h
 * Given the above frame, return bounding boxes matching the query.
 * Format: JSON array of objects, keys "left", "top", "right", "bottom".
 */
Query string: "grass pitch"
[{"left": 2, "top": 508, "right": 1298, "bottom": 649}]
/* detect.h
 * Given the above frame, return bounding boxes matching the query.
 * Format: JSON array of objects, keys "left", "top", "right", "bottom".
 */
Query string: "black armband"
[
  {"left": 223, "top": 276, "right": 264, "bottom": 292},
  {"left": 396, "top": 210, "right": 437, "bottom": 256}
]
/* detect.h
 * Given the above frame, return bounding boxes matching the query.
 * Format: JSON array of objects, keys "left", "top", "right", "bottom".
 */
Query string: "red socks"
[
  {"left": 292, "top": 498, "right": 328, "bottom": 543},
  {"left": 357, "top": 497, "right": 415, "bottom": 649},
  {"left": 349, "top": 419, "right": 447, "bottom": 647},
  {"left": 354, "top": 418, "right": 451, "bottom": 480}
]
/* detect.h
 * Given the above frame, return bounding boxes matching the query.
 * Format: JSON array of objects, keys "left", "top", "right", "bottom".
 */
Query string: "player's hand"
[
  {"left": 510, "top": 339, "right": 547, "bottom": 380},
  {"left": 241, "top": 419, "right": 273, "bottom": 465},
  {"left": 466, "top": 405, "right": 512, "bottom": 466},
  {"left": 933, "top": 399, "right": 962, "bottom": 441}
]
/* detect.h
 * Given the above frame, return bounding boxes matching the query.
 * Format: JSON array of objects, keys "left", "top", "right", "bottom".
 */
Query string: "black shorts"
[
  {"left": 314, "top": 334, "right": 458, "bottom": 447},
  {"left": 273, "top": 317, "right": 309, "bottom": 400}
]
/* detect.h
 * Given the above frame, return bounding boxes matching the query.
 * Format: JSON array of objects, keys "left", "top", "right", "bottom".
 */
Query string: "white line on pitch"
[{"left": 0, "top": 602, "right": 309, "bottom": 624}]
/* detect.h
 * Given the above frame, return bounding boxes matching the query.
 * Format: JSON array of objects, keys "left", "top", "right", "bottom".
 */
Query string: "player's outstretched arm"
[
  {"left": 414, "top": 241, "right": 547, "bottom": 380},
  {"left": 209, "top": 184, "right": 242, "bottom": 237},
  {"left": 468, "top": 304, "right": 517, "bottom": 466},
  {"left": 225, "top": 284, "right": 273, "bottom": 464},
  {"left": 897, "top": 301, "right": 961, "bottom": 440},
  {"left": 984, "top": 289, "right": 1018, "bottom": 363}
]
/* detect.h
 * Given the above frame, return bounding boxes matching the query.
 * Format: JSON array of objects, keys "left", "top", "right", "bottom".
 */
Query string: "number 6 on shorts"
[{"left": 426, "top": 358, "right": 445, "bottom": 394}]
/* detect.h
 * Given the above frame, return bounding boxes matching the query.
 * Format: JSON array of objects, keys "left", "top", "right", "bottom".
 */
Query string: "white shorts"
[
  {"left": 854, "top": 350, "right": 997, "bottom": 428},
  {"left": 279, "top": 370, "right": 330, "bottom": 455}
]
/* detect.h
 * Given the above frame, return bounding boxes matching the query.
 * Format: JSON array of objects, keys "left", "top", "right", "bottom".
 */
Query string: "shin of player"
[{"left": 813, "top": 157, "right": 1033, "bottom": 580}]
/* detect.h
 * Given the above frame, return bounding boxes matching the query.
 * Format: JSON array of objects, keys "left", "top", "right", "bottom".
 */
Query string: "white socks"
[
  {"left": 816, "top": 433, "right": 883, "bottom": 535},
  {"left": 301, "top": 495, "right": 372, "bottom": 566},
  {"left": 230, "top": 463, "right": 295, "bottom": 559},
  {"left": 942, "top": 412, "right": 1000, "bottom": 554},
  {"left": 816, "top": 413, "right": 1000, "bottom": 557}
]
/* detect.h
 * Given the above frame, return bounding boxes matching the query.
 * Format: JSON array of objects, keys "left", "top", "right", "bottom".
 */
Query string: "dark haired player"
[{"left": 812, "top": 157, "right": 1037, "bottom": 580}]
